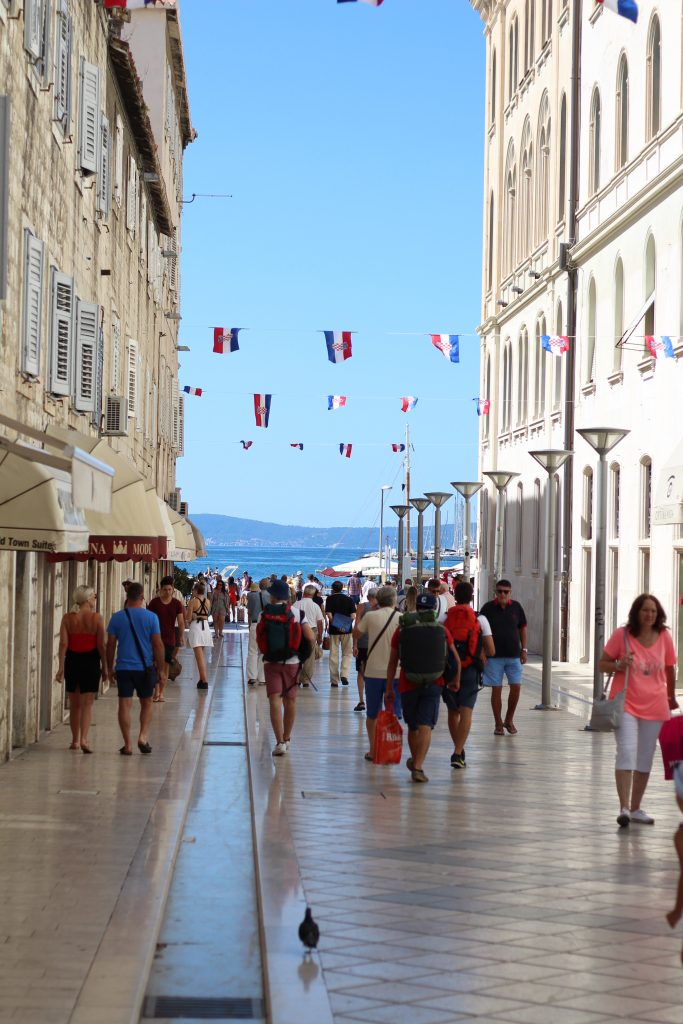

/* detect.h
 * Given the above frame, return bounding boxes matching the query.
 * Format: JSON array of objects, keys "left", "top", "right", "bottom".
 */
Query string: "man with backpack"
[
  {"left": 443, "top": 582, "right": 496, "bottom": 768},
  {"left": 385, "top": 593, "right": 460, "bottom": 783},
  {"left": 256, "top": 579, "right": 315, "bottom": 756}
]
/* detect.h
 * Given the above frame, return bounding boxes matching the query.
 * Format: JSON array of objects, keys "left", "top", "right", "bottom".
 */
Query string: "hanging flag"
[
  {"left": 339, "top": 443, "right": 353, "bottom": 458},
  {"left": 645, "top": 335, "right": 675, "bottom": 360},
  {"left": 596, "top": 0, "right": 638, "bottom": 23},
  {"left": 541, "top": 334, "right": 570, "bottom": 356},
  {"left": 401, "top": 396, "right": 418, "bottom": 412},
  {"left": 182, "top": 386, "right": 202, "bottom": 397},
  {"left": 391, "top": 443, "right": 406, "bottom": 452},
  {"left": 240, "top": 440, "right": 253, "bottom": 450},
  {"left": 290, "top": 443, "right": 304, "bottom": 450},
  {"left": 104, "top": 1, "right": 176, "bottom": 8},
  {"left": 253, "top": 394, "right": 272, "bottom": 428},
  {"left": 476, "top": 398, "right": 491, "bottom": 416},
  {"left": 328, "top": 395, "right": 347, "bottom": 410},
  {"left": 337, "top": 0, "right": 384, "bottom": 6},
  {"left": 213, "top": 327, "right": 241, "bottom": 354},
  {"left": 430, "top": 334, "right": 460, "bottom": 363},
  {"left": 323, "top": 331, "right": 353, "bottom": 364}
]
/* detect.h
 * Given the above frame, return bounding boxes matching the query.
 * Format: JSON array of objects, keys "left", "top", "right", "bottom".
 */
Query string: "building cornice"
[{"left": 167, "top": 9, "right": 196, "bottom": 149}]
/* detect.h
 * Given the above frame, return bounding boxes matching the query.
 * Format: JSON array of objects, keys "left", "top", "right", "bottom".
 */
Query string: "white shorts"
[{"left": 615, "top": 711, "right": 664, "bottom": 773}]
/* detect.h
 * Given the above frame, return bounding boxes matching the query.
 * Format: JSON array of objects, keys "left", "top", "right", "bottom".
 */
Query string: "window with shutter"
[
  {"left": 126, "top": 154, "right": 137, "bottom": 235},
  {"left": 126, "top": 339, "right": 137, "bottom": 417},
  {"left": 0, "top": 97, "right": 9, "bottom": 301},
  {"left": 169, "top": 228, "right": 178, "bottom": 293},
  {"left": 144, "top": 367, "right": 151, "bottom": 439},
  {"left": 74, "top": 300, "right": 98, "bottom": 412},
  {"left": 166, "top": 369, "right": 172, "bottom": 442},
  {"left": 151, "top": 380, "right": 158, "bottom": 444},
  {"left": 177, "top": 394, "right": 184, "bottom": 456},
  {"left": 135, "top": 349, "right": 143, "bottom": 433},
  {"left": 97, "top": 114, "right": 111, "bottom": 215},
  {"left": 21, "top": 230, "right": 44, "bottom": 377},
  {"left": 34, "top": 0, "right": 52, "bottom": 85},
  {"left": 78, "top": 59, "right": 100, "bottom": 174},
  {"left": 53, "top": 0, "right": 71, "bottom": 131},
  {"left": 139, "top": 192, "right": 147, "bottom": 266},
  {"left": 110, "top": 311, "right": 121, "bottom": 392},
  {"left": 49, "top": 269, "right": 73, "bottom": 395},
  {"left": 114, "top": 113, "right": 123, "bottom": 206},
  {"left": 172, "top": 379, "right": 179, "bottom": 448},
  {"left": 147, "top": 220, "right": 155, "bottom": 283},
  {"left": 24, "top": 0, "right": 43, "bottom": 60}
]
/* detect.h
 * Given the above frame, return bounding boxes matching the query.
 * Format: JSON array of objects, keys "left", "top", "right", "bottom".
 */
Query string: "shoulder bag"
[
  {"left": 588, "top": 628, "right": 630, "bottom": 733},
  {"left": 124, "top": 609, "right": 157, "bottom": 689}
]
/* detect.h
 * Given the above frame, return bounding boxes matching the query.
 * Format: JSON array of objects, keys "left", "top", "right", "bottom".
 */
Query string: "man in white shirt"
[
  {"left": 361, "top": 576, "right": 378, "bottom": 602},
  {"left": 292, "top": 585, "right": 325, "bottom": 686}
]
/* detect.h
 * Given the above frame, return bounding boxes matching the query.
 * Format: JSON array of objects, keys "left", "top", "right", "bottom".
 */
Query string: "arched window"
[
  {"left": 558, "top": 93, "right": 567, "bottom": 221},
  {"left": 504, "top": 143, "right": 517, "bottom": 275},
  {"left": 640, "top": 456, "right": 652, "bottom": 539},
  {"left": 582, "top": 468, "right": 594, "bottom": 541},
  {"left": 502, "top": 338, "right": 513, "bottom": 432},
  {"left": 515, "top": 481, "right": 524, "bottom": 571},
  {"left": 646, "top": 15, "right": 661, "bottom": 140},
  {"left": 613, "top": 257, "right": 624, "bottom": 371},
  {"left": 484, "top": 353, "right": 491, "bottom": 438},
  {"left": 487, "top": 191, "right": 495, "bottom": 291},
  {"left": 586, "top": 277, "right": 597, "bottom": 383},
  {"left": 517, "top": 327, "right": 529, "bottom": 425},
  {"left": 536, "top": 92, "right": 550, "bottom": 244},
  {"left": 508, "top": 17, "right": 519, "bottom": 99},
  {"left": 524, "top": 0, "right": 535, "bottom": 71},
  {"left": 490, "top": 49, "right": 497, "bottom": 125},
  {"left": 553, "top": 300, "right": 563, "bottom": 410},
  {"left": 589, "top": 87, "right": 601, "bottom": 195},
  {"left": 644, "top": 233, "right": 656, "bottom": 347},
  {"left": 615, "top": 55, "right": 629, "bottom": 171},
  {"left": 609, "top": 463, "right": 621, "bottom": 539},
  {"left": 534, "top": 315, "right": 547, "bottom": 417},
  {"left": 532, "top": 478, "right": 541, "bottom": 572},
  {"left": 481, "top": 489, "right": 489, "bottom": 568},
  {"left": 519, "top": 119, "right": 533, "bottom": 258},
  {"left": 542, "top": 0, "right": 552, "bottom": 43},
  {"left": 554, "top": 473, "right": 562, "bottom": 568}
]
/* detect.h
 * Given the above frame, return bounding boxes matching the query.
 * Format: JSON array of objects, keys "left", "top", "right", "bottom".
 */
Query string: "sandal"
[
  {"left": 364, "top": 752, "right": 374, "bottom": 762},
  {"left": 81, "top": 744, "right": 92, "bottom": 755},
  {"left": 494, "top": 726, "right": 505, "bottom": 736},
  {"left": 119, "top": 746, "right": 133, "bottom": 756},
  {"left": 354, "top": 701, "right": 366, "bottom": 712},
  {"left": 137, "top": 740, "right": 152, "bottom": 754},
  {"left": 504, "top": 722, "right": 518, "bottom": 735}
]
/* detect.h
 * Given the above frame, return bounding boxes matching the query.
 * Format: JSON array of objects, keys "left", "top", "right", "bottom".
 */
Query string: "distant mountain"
[{"left": 191, "top": 514, "right": 394, "bottom": 549}]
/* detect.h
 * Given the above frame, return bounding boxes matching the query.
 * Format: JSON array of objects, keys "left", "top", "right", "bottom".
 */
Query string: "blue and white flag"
[{"left": 596, "top": 0, "right": 638, "bottom": 23}]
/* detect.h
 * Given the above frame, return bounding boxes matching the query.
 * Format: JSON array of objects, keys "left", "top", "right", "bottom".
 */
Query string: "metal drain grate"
[
  {"left": 202, "top": 740, "right": 246, "bottom": 747},
  {"left": 142, "top": 995, "right": 264, "bottom": 1019}
]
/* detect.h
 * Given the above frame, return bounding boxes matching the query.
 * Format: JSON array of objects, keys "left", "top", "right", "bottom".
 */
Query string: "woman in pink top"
[{"left": 599, "top": 593, "right": 678, "bottom": 829}]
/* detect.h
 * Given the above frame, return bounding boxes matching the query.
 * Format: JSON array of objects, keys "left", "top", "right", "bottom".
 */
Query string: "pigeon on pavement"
[{"left": 298, "top": 906, "right": 320, "bottom": 954}]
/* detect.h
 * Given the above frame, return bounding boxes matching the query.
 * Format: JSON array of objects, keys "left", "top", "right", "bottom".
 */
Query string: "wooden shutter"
[
  {"left": 139, "top": 192, "right": 147, "bottom": 265},
  {"left": 114, "top": 113, "right": 123, "bottom": 206},
  {"left": 24, "top": 0, "right": 42, "bottom": 59},
  {"left": 144, "top": 367, "right": 151, "bottom": 439},
  {"left": 126, "top": 339, "right": 137, "bottom": 418},
  {"left": 49, "top": 269, "right": 73, "bottom": 395},
  {"left": 169, "top": 228, "right": 178, "bottom": 293},
  {"left": 0, "top": 97, "right": 10, "bottom": 302},
  {"left": 177, "top": 394, "right": 185, "bottom": 456},
  {"left": 54, "top": 0, "right": 72, "bottom": 130},
  {"left": 172, "top": 379, "right": 179, "bottom": 448},
  {"left": 78, "top": 59, "right": 100, "bottom": 173},
  {"left": 74, "top": 299, "right": 98, "bottom": 412},
  {"left": 110, "top": 311, "right": 121, "bottom": 392},
  {"left": 21, "top": 230, "right": 44, "bottom": 377},
  {"left": 147, "top": 220, "right": 155, "bottom": 283},
  {"left": 126, "top": 154, "right": 137, "bottom": 235},
  {"left": 97, "top": 114, "right": 111, "bottom": 215}
]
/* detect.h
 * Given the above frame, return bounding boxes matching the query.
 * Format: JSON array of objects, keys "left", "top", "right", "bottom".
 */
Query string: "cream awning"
[
  {"left": 654, "top": 441, "right": 683, "bottom": 525},
  {"left": 0, "top": 446, "right": 89, "bottom": 553},
  {"left": 167, "top": 506, "right": 195, "bottom": 561},
  {"left": 186, "top": 517, "right": 206, "bottom": 559}
]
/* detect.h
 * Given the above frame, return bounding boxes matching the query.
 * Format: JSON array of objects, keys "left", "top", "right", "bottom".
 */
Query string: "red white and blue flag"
[
  {"left": 213, "top": 327, "right": 241, "bottom": 354},
  {"left": 240, "top": 440, "right": 253, "bottom": 450},
  {"left": 253, "top": 394, "right": 272, "bottom": 428},
  {"left": 401, "top": 396, "right": 418, "bottom": 412},
  {"left": 541, "top": 334, "right": 570, "bottom": 357},
  {"left": 324, "top": 331, "right": 353, "bottom": 364},
  {"left": 182, "top": 386, "right": 202, "bottom": 397},
  {"left": 431, "top": 334, "right": 460, "bottom": 363},
  {"left": 104, "top": 1, "right": 176, "bottom": 9},
  {"left": 339, "top": 444, "right": 353, "bottom": 458},
  {"left": 328, "top": 395, "right": 347, "bottom": 410},
  {"left": 646, "top": 335, "right": 675, "bottom": 360},
  {"left": 337, "top": 0, "right": 384, "bottom": 6},
  {"left": 290, "top": 443, "right": 304, "bottom": 450},
  {"left": 391, "top": 443, "right": 406, "bottom": 452},
  {"left": 596, "top": 0, "right": 638, "bottom": 23},
  {"left": 476, "top": 398, "right": 491, "bottom": 416}
]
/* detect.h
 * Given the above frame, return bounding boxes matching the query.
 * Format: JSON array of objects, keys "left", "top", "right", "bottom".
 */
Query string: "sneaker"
[
  {"left": 354, "top": 701, "right": 366, "bottom": 712},
  {"left": 272, "top": 742, "right": 287, "bottom": 756},
  {"left": 630, "top": 808, "right": 655, "bottom": 825},
  {"left": 341, "top": 677, "right": 349, "bottom": 686},
  {"left": 451, "top": 752, "right": 466, "bottom": 769},
  {"left": 617, "top": 808, "right": 630, "bottom": 828},
  {"left": 411, "top": 768, "right": 429, "bottom": 783},
  {"left": 283, "top": 740, "right": 291, "bottom": 752}
]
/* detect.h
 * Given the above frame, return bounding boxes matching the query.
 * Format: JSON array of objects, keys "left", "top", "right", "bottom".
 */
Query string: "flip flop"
[
  {"left": 119, "top": 746, "right": 132, "bottom": 756},
  {"left": 504, "top": 723, "right": 518, "bottom": 735},
  {"left": 137, "top": 740, "right": 152, "bottom": 754},
  {"left": 494, "top": 726, "right": 505, "bottom": 736}
]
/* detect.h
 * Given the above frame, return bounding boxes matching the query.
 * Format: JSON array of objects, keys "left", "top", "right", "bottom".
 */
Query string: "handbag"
[
  {"left": 331, "top": 611, "right": 353, "bottom": 634},
  {"left": 168, "top": 658, "right": 182, "bottom": 681},
  {"left": 124, "top": 609, "right": 157, "bottom": 688},
  {"left": 588, "top": 628, "right": 630, "bottom": 733},
  {"left": 372, "top": 706, "right": 403, "bottom": 765}
]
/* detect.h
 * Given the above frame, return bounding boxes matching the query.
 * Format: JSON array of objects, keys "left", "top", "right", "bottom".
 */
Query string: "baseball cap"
[
  {"left": 416, "top": 593, "right": 437, "bottom": 611},
  {"left": 268, "top": 580, "right": 291, "bottom": 601}
]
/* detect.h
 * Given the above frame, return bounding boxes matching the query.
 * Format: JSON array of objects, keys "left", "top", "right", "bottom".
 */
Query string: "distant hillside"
[{"left": 191, "top": 514, "right": 394, "bottom": 549}]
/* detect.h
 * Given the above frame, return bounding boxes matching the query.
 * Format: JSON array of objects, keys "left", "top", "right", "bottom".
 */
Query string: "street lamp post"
[
  {"left": 424, "top": 492, "right": 451, "bottom": 579},
  {"left": 451, "top": 482, "right": 483, "bottom": 583},
  {"left": 389, "top": 505, "right": 410, "bottom": 584},
  {"left": 529, "top": 450, "right": 573, "bottom": 709},
  {"left": 577, "top": 428, "right": 630, "bottom": 703},
  {"left": 379, "top": 485, "right": 392, "bottom": 582},
  {"left": 410, "top": 497, "right": 431, "bottom": 585},
  {"left": 483, "top": 471, "right": 520, "bottom": 584}
]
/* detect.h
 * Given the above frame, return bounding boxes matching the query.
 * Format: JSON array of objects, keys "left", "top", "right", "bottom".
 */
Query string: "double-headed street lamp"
[
  {"left": 379, "top": 485, "right": 392, "bottom": 582},
  {"left": 451, "top": 481, "right": 483, "bottom": 583},
  {"left": 390, "top": 504, "right": 410, "bottom": 584},
  {"left": 483, "top": 471, "right": 519, "bottom": 584},
  {"left": 410, "top": 497, "right": 431, "bottom": 585},
  {"left": 577, "top": 428, "right": 630, "bottom": 703},
  {"left": 529, "top": 450, "right": 573, "bottom": 709},
  {"left": 424, "top": 491, "right": 451, "bottom": 578}
]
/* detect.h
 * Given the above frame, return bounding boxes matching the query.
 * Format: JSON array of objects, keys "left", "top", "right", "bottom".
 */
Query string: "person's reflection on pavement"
[
  {"left": 665, "top": 764, "right": 683, "bottom": 964},
  {"left": 262, "top": 773, "right": 301, "bottom": 921}
]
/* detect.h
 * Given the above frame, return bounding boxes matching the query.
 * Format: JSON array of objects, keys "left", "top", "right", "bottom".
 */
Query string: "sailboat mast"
[{"left": 404, "top": 423, "right": 411, "bottom": 568}]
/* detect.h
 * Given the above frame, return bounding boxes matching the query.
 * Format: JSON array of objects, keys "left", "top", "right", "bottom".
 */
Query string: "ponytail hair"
[{"left": 71, "top": 586, "right": 95, "bottom": 612}]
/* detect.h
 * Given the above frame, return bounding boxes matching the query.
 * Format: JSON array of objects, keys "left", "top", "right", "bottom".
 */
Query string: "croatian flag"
[
  {"left": 596, "top": 0, "right": 638, "bottom": 23},
  {"left": 213, "top": 327, "right": 241, "bottom": 354},
  {"left": 328, "top": 395, "right": 347, "bottom": 410},
  {"left": 646, "top": 335, "right": 675, "bottom": 360},
  {"left": 339, "top": 444, "right": 353, "bottom": 458},
  {"left": 431, "top": 334, "right": 460, "bottom": 363},
  {"left": 104, "top": 1, "right": 173, "bottom": 9},
  {"left": 401, "top": 396, "right": 418, "bottom": 412},
  {"left": 290, "top": 443, "right": 304, "bottom": 450},
  {"left": 182, "top": 386, "right": 202, "bottom": 397},
  {"left": 253, "top": 394, "right": 272, "bottom": 428},
  {"left": 337, "top": 0, "right": 384, "bottom": 6},
  {"left": 541, "top": 334, "right": 570, "bottom": 357},
  {"left": 476, "top": 398, "right": 491, "bottom": 416},
  {"left": 324, "top": 331, "right": 353, "bottom": 364},
  {"left": 391, "top": 443, "right": 406, "bottom": 452},
  {"left": 240, "top": 440, "right": 253, "bottom": 450}
]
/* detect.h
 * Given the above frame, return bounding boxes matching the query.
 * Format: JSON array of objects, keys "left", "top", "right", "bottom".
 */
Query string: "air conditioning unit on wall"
[
  {"left": 101, "top": 395, "right": 128, "bottom": 436},
  {"left": 179, "top": 501, "right": 189, "bottom": 517}
]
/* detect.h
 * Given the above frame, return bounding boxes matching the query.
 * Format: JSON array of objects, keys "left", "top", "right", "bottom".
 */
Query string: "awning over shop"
[
  {"left": 167, "top": 506, "right": 195, "bottom": 561},
  {"left": 654, "top": 440, "right": 683, "bottom": 525},
  {"left": 0, "top": 446, "right": 89, "bottom": 553},
  {"left": 187, "top": 517, "right": 206, "bottom": 559}
]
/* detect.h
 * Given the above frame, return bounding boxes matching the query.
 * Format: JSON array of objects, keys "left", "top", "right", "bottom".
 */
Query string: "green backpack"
[{"left": 398, "top": 611, "right": 447, "bottom": 687}]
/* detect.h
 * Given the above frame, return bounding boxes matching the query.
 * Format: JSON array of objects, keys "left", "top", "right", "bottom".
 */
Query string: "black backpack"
[{"left": 398, "top": 611, "right": 447, "bottom": 687}]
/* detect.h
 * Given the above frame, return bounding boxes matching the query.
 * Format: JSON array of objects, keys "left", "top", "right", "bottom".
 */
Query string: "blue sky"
[{"left": 177, "top": 0, "right": 486, "bottom": 530}]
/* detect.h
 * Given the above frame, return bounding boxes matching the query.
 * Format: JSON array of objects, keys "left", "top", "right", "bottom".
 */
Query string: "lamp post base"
[{"left": 532, "top": 702, "right": 562, "bottom": 711}]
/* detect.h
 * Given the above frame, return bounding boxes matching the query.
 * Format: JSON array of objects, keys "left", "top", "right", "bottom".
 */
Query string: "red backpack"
[{"left": 444, "top": 604, "right": 483, "bottom": 671}]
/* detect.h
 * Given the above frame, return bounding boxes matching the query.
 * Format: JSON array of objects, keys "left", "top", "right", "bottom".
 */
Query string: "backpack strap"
[{"left": 365, "top": 609, "right": 397, "bottom": 663}]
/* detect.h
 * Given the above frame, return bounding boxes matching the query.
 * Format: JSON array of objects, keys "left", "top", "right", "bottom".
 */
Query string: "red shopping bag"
[
  {"left": 372, "top": 707, "right": 403, "bottom": 765},
  {"left": 659, "top": 714, "right": 683, "bottom": 780}
]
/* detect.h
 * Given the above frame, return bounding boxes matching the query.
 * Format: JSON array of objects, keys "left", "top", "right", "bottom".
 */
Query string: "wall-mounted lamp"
[
  {"left": 165, "top": 312, "right": 182, "bottom": 320},
  {"left": 511, "top": 285, "right": 524, "bottom": 294},
  {"left": 529, "top": 269, "right": 541, "bottom": 279},
  {"left": 497, "top": 299, "right": 508, "bottom": 308},
  {"left": 176, "top": 345, "right": 191, "bottom": 352}
]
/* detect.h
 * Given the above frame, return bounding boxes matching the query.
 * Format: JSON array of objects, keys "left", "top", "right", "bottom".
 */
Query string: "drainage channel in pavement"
[{"left": 140, "top": 631, "right": 266, "bottom": 1024}]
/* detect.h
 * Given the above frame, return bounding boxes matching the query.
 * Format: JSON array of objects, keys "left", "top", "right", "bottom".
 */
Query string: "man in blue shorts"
[{"left": 479, "top": 580, "right": 528, "bottom": 736}]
